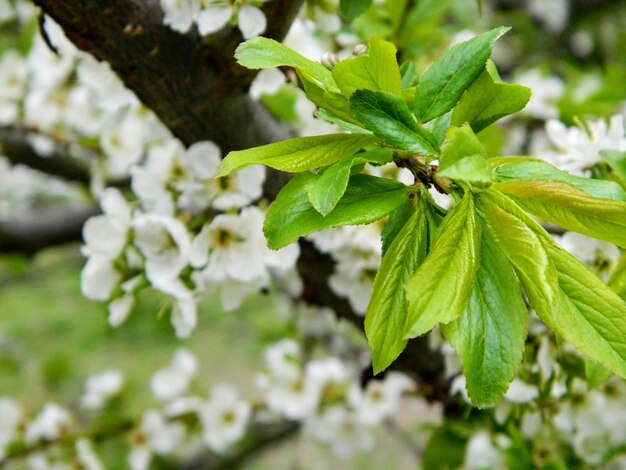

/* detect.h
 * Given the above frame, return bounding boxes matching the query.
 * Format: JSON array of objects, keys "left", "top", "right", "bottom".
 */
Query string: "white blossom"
[
  {"left": 0, "top": 51, "right": 27, "bottom": 124},
  {"left": 515, "top": 69, "right": 565, "bottom": 120},
  {"left": 81, "top": 370, "right": 125, "bottom": 410},
  {"left": 151, "top": 348, "right": 198, "bottom": 402},
  {"left": 526, "top": 0, "right": 569, "bottom": 34},
  {"left": 108, "top": 294, "right": 135, "bottom": 327},
  {"left": 348, "top": 372, "right": 415, "bottom": 426},
  {"left": 540, "top": 114, "right": 626, "bottom": 176},
  {"left": 196, "top": 5, "right": 231, "bottom": 36},
  {"left": 76, "top": 439, "right": 104, "bottom": 470},
  {"left": 464, "top": 431, "right": 504, "bottom": 470},
  {"left": 505, "top": 379, "right": 539, "bottom": 404},
  {"left": 199, "top": 384, "right": 251, "bottom": 453},
  {"left": 130, "top": 411, "right": 185, "bottom": 470},
  {"left": 305, "top": 407, "right": 376, "bottom": 458},
  {"left": 237, "top": 5, "right": 266, "bottom": 39},
  {"left": 25, "top": 404, "right": 72, "bottom": 444},
  {"left": 160, "top": 0, "right": 199, "bottom": 33},
  {"left": 0, "top": 398, "right": 22, "bottom": 460}
]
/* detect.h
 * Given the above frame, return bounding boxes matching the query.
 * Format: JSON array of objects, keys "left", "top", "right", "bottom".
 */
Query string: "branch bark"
[
  {"left": 0, "top": 126, "right": 92, "bottom": 184},
  {"left": 0, "top": 206, "right": 99, "bottom": 255}
]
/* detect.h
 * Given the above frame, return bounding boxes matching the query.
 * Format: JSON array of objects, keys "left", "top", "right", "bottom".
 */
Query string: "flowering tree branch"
[
  {"left": 24, "top": 0, "right": 450, "bottom": 401},
  {"left": 32, "top": 0, "right": 301, "bottom": 151}
]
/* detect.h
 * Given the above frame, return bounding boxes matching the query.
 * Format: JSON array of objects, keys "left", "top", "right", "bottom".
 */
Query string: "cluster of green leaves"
[{"left": 217, "top": 29, "right": 626, "bottom": 407}]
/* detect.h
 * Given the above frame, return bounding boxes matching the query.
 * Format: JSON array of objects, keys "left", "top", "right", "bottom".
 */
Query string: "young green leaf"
[
  {"left": 235, "top": 37, "right": 337, "bottom": 91},
  {"left": 437, "top": 154, "right": 494, "bottom": 188},
  {"left": 439, "top": 124, "right": 487, "bottom": 170},
  {"left": 404, "top": 194, "right": 481, "bottom": 338},
  {"left": 299, "top": 75, "right": 357, "bottom": 124},
  {"left": 585, "top": 358, "right": 613, "bottom": 390},
  {"left": 609, "top": 252, "right": 626, "bottom": 301},
  {"left": 381, "top": 199, "right": 415, "bottom": 256},
  {"left": 452, "top": 61, "right": 531, "bottom": 133},
  {"left": 216, "top": 134, "right": 377, "bottom": 177},
  {"left": 350, "top": 89, "right": 440, "bottom": 156},
  {"left": 366, "top": 201, "right": 429, "bottom": 373},
  {"left": 264, "top": 173, "right": 411, "bottom": 249},
  {"left": 427, "top": 112, "right": 452, "bottom": 146},
  {"left": 315, "top": 109, "right": 372, "bottom": 134},
  {"left": 442, "top": 228, "right": 527, "bottom": 407},
  {"left": 494, "top": 180, "right": 626, "bottom": 248},
  {"left": 306, "top": 148, "right": 393, "bottom": 216},
  {"left": 544, "top": 243, "right": 626, "bottom": 379},
  {"left": 400, "top": 61, "right": 419, "bottom": 88},
  {"left": 600, "top": 150, "right": 626, "bottom": 186},
  {"left": 491, "top": 157, "right": 626, "bottom": 202},
  {"left": 478, "top": 190, "right": 558, "bottom": 317},
  {"left": 339, "top": 0, "right": 373, "bottom": 19},
  {"left": 414, "top": 27, "right": 510, "bottom": 123},
  {"left": 333, "top": 37, "right": 402, "bottom": 97}
]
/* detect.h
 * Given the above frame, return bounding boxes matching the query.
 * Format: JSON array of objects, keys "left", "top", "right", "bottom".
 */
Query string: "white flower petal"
[
  {"left": 238, "top": 6, "right": 266, "bottom": 39},
  {"left": 197, "top": 6, "right": 231, "bottom": 36}
]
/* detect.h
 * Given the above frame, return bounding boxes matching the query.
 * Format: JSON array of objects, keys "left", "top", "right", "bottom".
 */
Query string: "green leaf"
[
  {"left": 381, "top": 199, "right": 414, "bottom": 256},
  {"left": 422, "top": 427, "right": 467, "bottom": 470},
  {"left": 261, "top": 86, "right": 300, "bottom": 123},
  {"left": 478, "top": 190, "right": 558, "bottom": 318},
  {"left": 414, "top": 27, "right": 510, "bottom": 122},
  {"left": 333, "top": 37, "right": 402, "bottom": 97},
  {"left": 299, "top": 75, "right": 357, "bottom": 124},
  {"left": 609, "top": 252, "right": 626, "bottom": 300},
  {"left": 544, "top": 242, "right": 626, "bottom": 379},
  {"left": 400, "top": 61, "right": 419, "bottom": 88},
  {"left": 442, "top": 228, "right": 527, "bottom": 407},
  {"left": 491, "top": 157, "right": 626, "bottom": 202},
  {"left": 404, "top": 194, "right": 481, "bottom": 338},
  {"left": 437, "top": 154, "right": 494, "bottom": 188},
  {"left": 315, "top": 109, "right": 372, "bottom": 134},
  {"left": 216, "top": 134, "right": 377, "bottom": 177},
  {"left": 339, "top": 0, "right": 373, "bottom": 19},
  {"left": 235, "top": 37, "right": 337, "bottom": 91},
  {"left": 366, "top": 201, "right": 429, "bottom": 373},
  {"left": 264, "top": 173, "right": 411, "bottom": 249},
  {"left": 439, "top": 124, "right": 486, "bottom": 170},
  {"left": 481, "top": 190, "right": 626, "bottom": 379},
  {"left": 350, "top": 90, "right": 440, "bottom": 156},
  {"left": 427, "top": 112, "right": 452, "bottom": 146},
  {"left": 452, "top": 61, "right": 531, "bottom": 133},
  {"left": 306, "top": 148, "right": 393, "bottom": 216},
  {"left": 494, "top": 180, "right": 626, "bottom": 248},
  {"left": 600, "top": 150, "right": 626, "bottom": 186},
  {"left": 585, "top": 358, "right": 613, "bottom": 389}
]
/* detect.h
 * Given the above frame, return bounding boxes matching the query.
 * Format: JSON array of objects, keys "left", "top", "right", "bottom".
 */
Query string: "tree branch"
[
  {"left": 0, "top": 206, "right": 98, "bottom": 255},
  {"left": 0, "top": 126, "right": 92, "bottom": 184}
]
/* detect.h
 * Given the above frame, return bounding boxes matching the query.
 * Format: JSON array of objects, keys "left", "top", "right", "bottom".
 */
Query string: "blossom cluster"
[
  {"left": 160, "top": 0, "right": 268, "bottom": 39},
  {"left": 0, "top": 328, "right": 421, "bottom": 468}
]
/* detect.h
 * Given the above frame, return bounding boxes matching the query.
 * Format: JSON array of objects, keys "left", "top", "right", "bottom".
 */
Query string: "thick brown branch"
[
  {"left": 0, "top": 206, "right": 98, "bottom": 255},
  {"left": 0, "top": 126, "right": 91, "bottom": 184}
]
